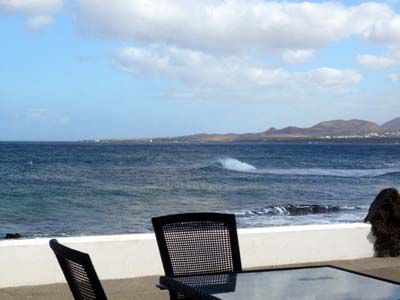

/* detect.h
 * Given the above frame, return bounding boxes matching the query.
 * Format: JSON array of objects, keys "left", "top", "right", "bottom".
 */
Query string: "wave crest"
[
  {"left": 218, "top": 158, "right": 256, "bottom": 172},
  {"left": 217, "top": 157, "right": 399, "bottom": 177}
]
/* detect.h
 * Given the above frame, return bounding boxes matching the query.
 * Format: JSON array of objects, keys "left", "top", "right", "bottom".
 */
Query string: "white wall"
[{"left": 0, "top": 223, "right": 374, "bottom": 288}]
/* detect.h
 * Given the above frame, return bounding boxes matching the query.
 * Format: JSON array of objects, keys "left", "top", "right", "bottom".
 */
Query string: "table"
[{"left": 160, "top": 265, "right": 400, "bottom": 300}]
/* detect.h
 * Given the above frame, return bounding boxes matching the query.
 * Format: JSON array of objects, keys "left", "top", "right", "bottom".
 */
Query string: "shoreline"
[{"left": 88, "top": 137, "right": 400, "bottom": 143}]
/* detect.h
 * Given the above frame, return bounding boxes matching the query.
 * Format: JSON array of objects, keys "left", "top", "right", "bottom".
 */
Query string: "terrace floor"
[{"left": 2, "top": 257, "right": 400, "bottom": 300}]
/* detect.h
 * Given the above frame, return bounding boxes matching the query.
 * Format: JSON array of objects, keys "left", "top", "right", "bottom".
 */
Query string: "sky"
[{"left": 1, "top": 0, "right": 400, "bottom": 141}]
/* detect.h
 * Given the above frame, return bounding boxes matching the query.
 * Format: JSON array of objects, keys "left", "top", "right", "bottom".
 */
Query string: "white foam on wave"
[
  {"left": 218, "top": 157, "right": 399, "bottom": 177},
  {"left": 256, "top": 168, "right": 399, "bottom": 177},
  {"left": 219, "top": 158, "right": 257, "bottom": 172},
  {"left": 233, "top": 205, "right": 369, "bottom": 227}
]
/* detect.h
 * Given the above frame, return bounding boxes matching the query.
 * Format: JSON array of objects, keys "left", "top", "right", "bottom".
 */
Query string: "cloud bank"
[
  {"left": 76, "top": 1, "right": 400, "bottom": 100},
  {"left": 115, "top": 46, "right": 362, "bottom": 99},
  {"left": 76, "top": 0, "right": 400, "bottom": 52}
]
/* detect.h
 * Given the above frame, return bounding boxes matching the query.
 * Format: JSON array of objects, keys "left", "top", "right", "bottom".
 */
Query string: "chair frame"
[
  {"left": 49, "top": 239, "right": 108, "bottom": 300},
  {"left": 152, "top": 212, "right": 242, "bottom": 277}
]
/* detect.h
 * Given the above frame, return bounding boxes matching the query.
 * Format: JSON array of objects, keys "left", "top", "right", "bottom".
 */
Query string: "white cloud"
[
  {"left": 115, "top": 46, "right": 362, "bottom": 99},
  {"left": 0, "top": 0, "right": 61, "bottom": 14},
  {"left": 364, "top": 14, "right": 400, "bottom": 45},
  {"left": 0, "top": 0, "right": 62, "bottom": 30},
  {"left": 357, "top": 54, "right": 398, "bottom": 69},
  {"left": 308, "top": 68, "right": 362, "bottom": 87},
  {"left": 76, "top": 0, "right": 400, "bottom": 53},
  {"left": 26, "top": 15, "right": 54, "bottom": 30},
  {"left": 357, "top": 48, "right": 400, "bottom": 69},
  {"left": 388, "top": 73, "right": 400, "bottom": 82},
  {"left": 282, "top": 49, "right": 315, "bottom": 64},
  {"left": 15, "top": 109, "right": 70, "bottom": 125}
]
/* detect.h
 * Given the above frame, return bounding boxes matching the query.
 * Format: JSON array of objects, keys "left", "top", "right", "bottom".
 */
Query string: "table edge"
[{"left": 159, "top": 264, "right": 400, "bottom": 300}]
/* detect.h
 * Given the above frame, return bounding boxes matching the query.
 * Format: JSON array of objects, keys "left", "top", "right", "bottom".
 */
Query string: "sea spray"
[{"left": 218, "top": 158, "right": 257, "bottom": 172}]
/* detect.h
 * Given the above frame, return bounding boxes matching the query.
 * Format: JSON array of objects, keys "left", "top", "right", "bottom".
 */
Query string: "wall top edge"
[
  {"left": 0, "top": 223, "right": 370, "bottom": 247},
  {"left": 0, "top": 233, "right": 156, "bottom": 247},
  {"left": 238, "top": 222, "right": 371, "bottom": 234}
]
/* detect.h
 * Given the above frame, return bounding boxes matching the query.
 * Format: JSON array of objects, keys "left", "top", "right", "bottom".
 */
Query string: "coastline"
[{"left": 85, "top": 137, "right": 400, "bottom": 144}]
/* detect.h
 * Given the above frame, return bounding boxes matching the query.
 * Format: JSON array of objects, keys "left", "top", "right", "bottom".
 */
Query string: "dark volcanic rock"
[
  {"left": 364, "top": 188, "right": 400, "bottom": 257},
  {"left": 5, "top": 233, "right": 22, "bottom": 239},
  {"left": 285, "top": 204, "right": 340, "bottom": 215}
]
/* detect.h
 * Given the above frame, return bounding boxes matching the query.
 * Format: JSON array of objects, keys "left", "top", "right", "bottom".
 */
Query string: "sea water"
[{"left": 0, "top": 141, "right": 399, "bottom": 239}]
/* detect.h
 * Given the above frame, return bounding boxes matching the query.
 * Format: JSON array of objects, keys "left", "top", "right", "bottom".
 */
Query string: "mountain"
[
  {"left": 150, "top": 119, "right": 395, "bottom": 142},
  {"left": 382, "top": 117, "right": 400, "bottom": 131},
  {"left": 308, "top": 119, "right": 382, "bottom": 135},
  {"left": 97, "top": 117, "right": 400, "bottom": 143},
  {"left": 263, "top": 119, "right": 382, "bottom": 137}
]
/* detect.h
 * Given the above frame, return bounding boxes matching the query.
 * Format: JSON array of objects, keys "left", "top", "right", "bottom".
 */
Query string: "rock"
[
  {"left": 5, "top": 233, "right": 22, "bottom": 239},
  {"left": 364, "top": 188, "right": 400, "bottom": 257}
]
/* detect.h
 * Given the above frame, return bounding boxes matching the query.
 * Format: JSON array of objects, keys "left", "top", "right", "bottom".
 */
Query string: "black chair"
[
  {"left": 49, "top": 239, "right": 108, "bottom": 300},
  {"left": 152, "top": 213, "right": 242, "bottom": 299}
]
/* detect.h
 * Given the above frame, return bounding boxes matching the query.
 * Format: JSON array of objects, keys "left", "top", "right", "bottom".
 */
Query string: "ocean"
[{"left": 1, "top": 141, "right": 399, "bottom": 239}]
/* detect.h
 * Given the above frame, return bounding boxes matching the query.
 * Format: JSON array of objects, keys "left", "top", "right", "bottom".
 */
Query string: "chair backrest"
[
  {"left": 152, "top": 213, "right": 242, "bottom": 277},
  {"left": 49, "top": 239, "right": 107, "bottom": 300}
]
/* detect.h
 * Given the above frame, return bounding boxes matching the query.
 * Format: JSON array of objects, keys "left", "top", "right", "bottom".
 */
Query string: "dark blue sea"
[{"left": 1, "top": 141, "right": 399, "bottom": 239}]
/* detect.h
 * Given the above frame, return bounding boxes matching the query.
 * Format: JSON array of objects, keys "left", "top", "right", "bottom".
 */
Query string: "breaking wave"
[
  {"left": 254, "top": 168, "right": 400, "bottom": 177},
  {"left": 236, "top": 204, "right": 367, "bottom": 217},
  {"left": 217, "top": 158, "right": 399, "bottom": 177},
  {"left": 218, "top": 158, "right": 256, "bottom": 172}
]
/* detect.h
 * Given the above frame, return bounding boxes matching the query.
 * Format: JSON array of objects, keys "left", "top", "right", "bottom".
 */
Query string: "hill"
[
  {"left": 382, "top": 117, "right": 400, "bottom": 131},
  {"left": 263, "top": 119, "right": 382, "bottom": 137}
]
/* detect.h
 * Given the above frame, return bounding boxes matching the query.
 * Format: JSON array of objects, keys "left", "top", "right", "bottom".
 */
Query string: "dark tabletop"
[{"left": 160, "top": 266, "right": 400, "bottom": 300}]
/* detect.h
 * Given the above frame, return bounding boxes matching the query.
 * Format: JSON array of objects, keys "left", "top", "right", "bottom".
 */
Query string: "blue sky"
[{"left": 1, "top": 0, "right": 400, "bottom": 141}]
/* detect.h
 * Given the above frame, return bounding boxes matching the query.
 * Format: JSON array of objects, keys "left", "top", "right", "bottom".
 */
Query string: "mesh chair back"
[
  {"left": 49, "top": 239, "right": 107, "bottom": 300},
  {"left": 152, "top": 213, "right": 242, "bottom": 277}
]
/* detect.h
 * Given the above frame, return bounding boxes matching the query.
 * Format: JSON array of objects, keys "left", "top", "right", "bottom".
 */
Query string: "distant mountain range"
[{"left": 98, "top": 117, "right": 400, "bottom": 143}]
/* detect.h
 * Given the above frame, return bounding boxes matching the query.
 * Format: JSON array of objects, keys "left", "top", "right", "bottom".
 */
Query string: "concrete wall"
[{"left": 0, "top": 223, "right": 374, "bottom": 288}]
